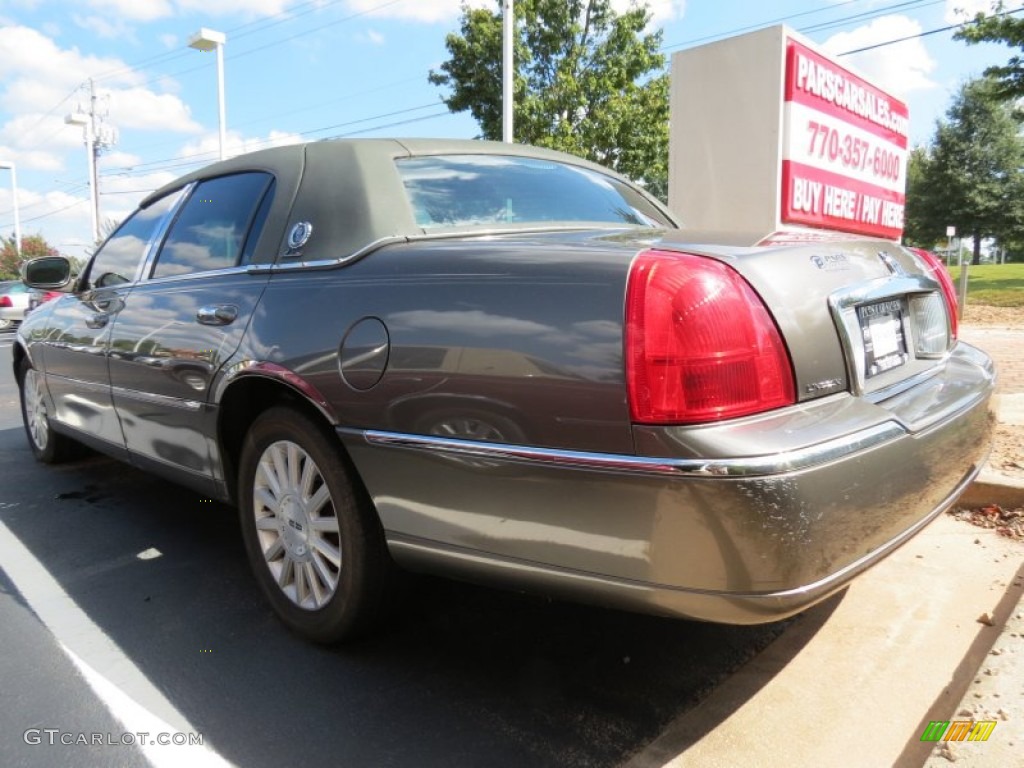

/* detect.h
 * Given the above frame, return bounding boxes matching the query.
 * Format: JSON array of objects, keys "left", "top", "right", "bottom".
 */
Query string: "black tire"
[
  {"left": 238, "top": 406, "right": 390, "bottom": 643},
  {"left": 18, "top": 358, "right": 75, "bottom": 464}
]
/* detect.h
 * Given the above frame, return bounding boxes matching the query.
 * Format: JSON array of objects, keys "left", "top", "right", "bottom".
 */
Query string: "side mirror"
[{"left": 22, "top": 256, "right": 72, "bottom": 289}]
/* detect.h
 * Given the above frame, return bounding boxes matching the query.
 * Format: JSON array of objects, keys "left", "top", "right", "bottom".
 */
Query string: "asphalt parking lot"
[{"left": 0, "top": 326, "right": 790, "bottom": 768}]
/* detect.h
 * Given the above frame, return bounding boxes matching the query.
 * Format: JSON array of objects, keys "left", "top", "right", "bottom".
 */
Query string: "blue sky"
[{"left": 0, "top": 0, "right": 1017, "bottom": 256}]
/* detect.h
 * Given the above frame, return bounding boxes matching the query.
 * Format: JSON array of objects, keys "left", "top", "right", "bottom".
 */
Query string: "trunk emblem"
[
  {"left": 878, "top": 251, "right": 905, "bottom": 275},
  {"left": 810, "top": 253, "right": 850, "bottom": 271}
]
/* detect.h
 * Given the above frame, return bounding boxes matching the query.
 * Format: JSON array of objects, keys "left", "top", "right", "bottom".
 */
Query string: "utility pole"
[{"left": 65, "top": 79, "right": 118, "bottom": 245}]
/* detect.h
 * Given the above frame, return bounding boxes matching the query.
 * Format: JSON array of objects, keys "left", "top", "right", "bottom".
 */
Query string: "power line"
[
  {"left": 662, "top": 0, "right": 865, "bottom": 51},
  {"left": 12, "top": 0, "right": 1022, "bottom": 232},
  {"left": 1, "top": 108, "right": 452, "bottom": 230},
  {"left": 837, "top": 4, "right": 1024, "bottom": 55},
  {"left": 100, "top": 101, "right": 446, "bottom": 178},
  {"left": 800, "top": 0, "right": 940, "bottom": 35}
]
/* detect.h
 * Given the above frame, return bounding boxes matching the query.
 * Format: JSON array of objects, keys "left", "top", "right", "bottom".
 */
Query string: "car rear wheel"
[
  {"left": 238, "top": 406, "right": 390, "bottom": 643},
  {"left": 18, "top": 359, "right": 75, "bottom": 463}
]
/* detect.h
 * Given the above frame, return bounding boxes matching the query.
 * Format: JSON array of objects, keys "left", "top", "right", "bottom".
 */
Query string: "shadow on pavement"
[{"left": 0, "top": 425, "right": 839, "bottom": 767}]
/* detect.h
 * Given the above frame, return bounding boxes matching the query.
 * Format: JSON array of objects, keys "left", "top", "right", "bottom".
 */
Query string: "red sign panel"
[{"left": 781, "top": 40, "right": 909, "bottom": 239}]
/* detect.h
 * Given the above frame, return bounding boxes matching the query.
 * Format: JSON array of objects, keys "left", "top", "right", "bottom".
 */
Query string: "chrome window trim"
[
  {"left": 350, "top": 421, "right": 907, "bottom": 479},
  {"left": 130, "top": 184, "right": 194, "bottom": 285},
  {"left": 142, "top": 263, "right": 260, "bottom": 285},
  {"left": 255, "top": 225, "right": 663, "bottom": 274}
]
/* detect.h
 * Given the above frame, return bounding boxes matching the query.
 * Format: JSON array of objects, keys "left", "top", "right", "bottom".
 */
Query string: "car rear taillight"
[
  {"left": 625, "top": 249, "right": 796, "bottom": 424},
  {"left": 909, "top": 247, "right": 958, "bottom": 340},
  {"left": 0, "top": 296, "right": 11, "bottom": 308}
]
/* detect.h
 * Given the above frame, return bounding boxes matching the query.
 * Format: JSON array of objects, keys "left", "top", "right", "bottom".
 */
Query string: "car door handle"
[
  {"left": 86, "top": 313, "right": 109, "bottom": 329},
  {"left": 197, "top": 305, "right": 239, "bottom": 326}
]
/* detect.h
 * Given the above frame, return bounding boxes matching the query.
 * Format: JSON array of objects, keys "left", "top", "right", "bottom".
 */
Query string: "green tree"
[
  {"left": 902, "top": 146, "right": 939, "bottom": 249},
  {"left": 429, "top": 0, "right": 669, "bottom": 199},
  {"left": 955, "top": 2, "right": 1024, "bottom": 102},
  {"left": 0, "top": 233, "right": 59, "bottom": 280},
  {"left": 903, "top": 77, "right": 1024, "bottom": 265}
]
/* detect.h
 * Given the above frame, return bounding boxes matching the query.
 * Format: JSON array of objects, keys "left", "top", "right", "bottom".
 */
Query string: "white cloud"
[
  {"left": 611, "top": 0, "right": 685, "bottom": 24},
  {"left": 344, "top": 0, "right": 489, "bottom": 24},
  {"left": 73, "top": 13, "right": 136, "bottom": 40},
  {"left": 85, "top": 0, "right": 173, "bottom": 22},
  {"left": 821, "top": 15, "right": 937, "bottom": 97},
  {"left": 344, "top": 0, "right": 684, "bottom": 25},
  {"left": 0, "top": 26, "right": 129, "bottom": 112},
  {"left": 0, "top": 184, "right": 92, "bottom": 247},
  {"left": 945, "top": 0, "right": 1001, "bottom": 23},
  {"left": 159, "top": 33, "right": 178, "bottom": 49},
  {"left": 175, "top": 0, "right": 296, "bottom": 16},
  {"left": 107, "top": 88, "right": 201, "bottom": 133},
  {"left": 1, "top": 114, "right": 80, "bottom": 152},
  {"left": 178, "top": 129, "right": 303, "bottom": 163},
  {"left": 0, "top": 143, "right": 63, "bottom": 171},
  {"left": 98, "top": 150, "right": 142, "bottom": 170}
]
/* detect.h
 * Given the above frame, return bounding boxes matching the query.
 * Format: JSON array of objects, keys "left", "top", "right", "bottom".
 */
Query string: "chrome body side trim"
[
  {"left": 353, "top": 420, "right": 907, "bottom": 479},
  {"left": 110, "top": 384, "right": 203, "bottom": 411}
]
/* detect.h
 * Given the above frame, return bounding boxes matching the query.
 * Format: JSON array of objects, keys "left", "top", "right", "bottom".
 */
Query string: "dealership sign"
[
  {"left": 782, "top": 41, "right": 909, "bottom": 239},
  {"left": 669, "top": 26, "right": 909, "bottom": 241}
]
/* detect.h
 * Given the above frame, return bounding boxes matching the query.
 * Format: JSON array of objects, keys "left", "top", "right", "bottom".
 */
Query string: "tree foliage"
[
  {"left": 955, "top": 2, "right": 1024, "bottom": 102},
  {"left": 903, "top": 77, "right": 1024, "bottom": 264},
  {"left": 429, "top": 0, "right": 669, "bottom": 198},
  {"left": 0, "top": 233, "right": 60, "bottom": 280}
]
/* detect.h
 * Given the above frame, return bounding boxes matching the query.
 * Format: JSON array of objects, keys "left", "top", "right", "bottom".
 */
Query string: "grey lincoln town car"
[{"left": 15, "top": 139, "right": 994, "bottom": 643}]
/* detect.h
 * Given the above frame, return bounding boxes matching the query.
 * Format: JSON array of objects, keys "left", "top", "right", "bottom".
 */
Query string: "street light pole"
[
  {"left": 188, "top": 28, "right": 228, "bottom": 161},
  {"left": 0, "top": 161, "right": 21, "bottom": 255},
  {"left": 502, "top": 0, "right": 514, "bottom": 143}
]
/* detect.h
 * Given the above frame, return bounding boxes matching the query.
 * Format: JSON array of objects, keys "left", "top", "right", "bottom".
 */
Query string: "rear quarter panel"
[{"left": 237, "top": 237, "right": 638, "bottom": 454}]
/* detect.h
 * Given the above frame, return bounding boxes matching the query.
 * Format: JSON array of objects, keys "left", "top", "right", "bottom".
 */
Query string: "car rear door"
[{"left": 106, "top": 172, "right": 275, "bottom": 484}]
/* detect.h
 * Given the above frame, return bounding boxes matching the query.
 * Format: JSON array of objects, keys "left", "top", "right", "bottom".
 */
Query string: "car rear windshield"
[{"left": 396, "top": 154, "right": 672, "bottom": 230}]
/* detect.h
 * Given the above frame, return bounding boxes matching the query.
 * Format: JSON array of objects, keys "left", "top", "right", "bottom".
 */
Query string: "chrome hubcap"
[
  {"left": 253, "top": 440, "right": 341, "bottom": 610},
  {"left": 23, "top": 369, "right": 49, "bottom": 452}
]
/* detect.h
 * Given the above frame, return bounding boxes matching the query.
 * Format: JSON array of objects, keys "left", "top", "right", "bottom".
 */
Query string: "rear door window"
[
  {"left": 151, "top": 172, "right": 274, "bottom": 279},
  {"left": 396, "top": 155, "right": 672, "bottom": 230}
]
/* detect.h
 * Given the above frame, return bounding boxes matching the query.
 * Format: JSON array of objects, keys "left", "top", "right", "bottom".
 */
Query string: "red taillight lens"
[
  {"left": 0, "top": 296, "right": 11, "bottom": 308},
  {"left": 625, "top": 249, "right": 795, "bottom": 424},
  {"left": 908, "top": 247, "right": 958, "bottom": 340}
]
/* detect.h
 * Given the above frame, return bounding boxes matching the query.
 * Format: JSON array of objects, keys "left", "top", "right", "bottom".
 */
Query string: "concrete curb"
[
  {"left": 958, "top": 393, "right": 1023, "bottom": 509},
  {"left": 958, "top": 477, "right": 1024, "bottom": 510}
]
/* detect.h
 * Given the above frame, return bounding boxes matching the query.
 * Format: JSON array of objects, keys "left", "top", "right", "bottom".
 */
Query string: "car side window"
[
  {"left": 151, "top": 173, "right": 274, "bottom": 279},
  {"left": 84, "top": 191, "right": 181, "bottom": 290}
]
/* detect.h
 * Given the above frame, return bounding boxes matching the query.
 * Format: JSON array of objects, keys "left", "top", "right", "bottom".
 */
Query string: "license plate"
[{"left": 857, "top": 299, "right": 908, "bottom": 378}]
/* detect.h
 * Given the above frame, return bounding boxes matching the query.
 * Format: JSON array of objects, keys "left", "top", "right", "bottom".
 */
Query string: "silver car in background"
[{"left": 0, "top": 280, "right": 30, "bottom": 330}]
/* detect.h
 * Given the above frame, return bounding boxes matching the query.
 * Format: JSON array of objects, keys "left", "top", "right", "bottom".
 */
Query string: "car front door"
[
  {"left": 106, "top": 172, "right": 276, "bottom": 488},
  {"left": 39, "top": 191, "right": 183, "bottom": 453}
]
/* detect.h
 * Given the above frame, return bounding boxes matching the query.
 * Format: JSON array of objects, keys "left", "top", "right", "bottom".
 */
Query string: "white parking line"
[{"left": 0, "top": 519, "right": 234, "bottom": 768}]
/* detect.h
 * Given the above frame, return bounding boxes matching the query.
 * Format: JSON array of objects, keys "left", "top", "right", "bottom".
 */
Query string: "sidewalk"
[{"left": 627, "top": 324, "right": 1024, "bottom": 768}]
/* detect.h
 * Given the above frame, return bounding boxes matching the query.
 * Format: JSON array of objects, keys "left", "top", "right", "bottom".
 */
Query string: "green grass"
[{"left": 947, "top": 263, "right": 1024, "bottom": 307}]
